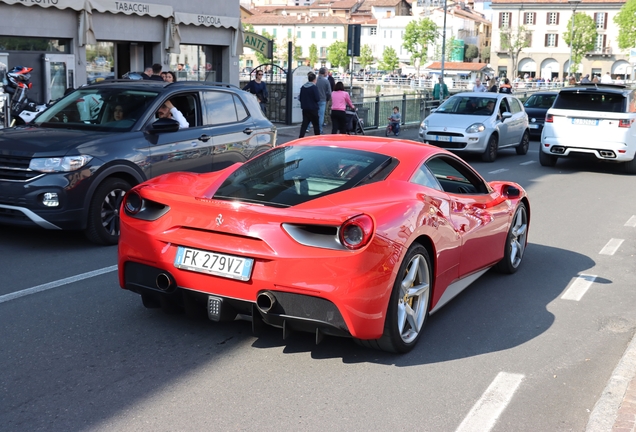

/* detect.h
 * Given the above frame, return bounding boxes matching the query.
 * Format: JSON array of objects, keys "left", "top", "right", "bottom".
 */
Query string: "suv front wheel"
[{"left": 85, "top": 178, "right": 131, "bottom": 245}]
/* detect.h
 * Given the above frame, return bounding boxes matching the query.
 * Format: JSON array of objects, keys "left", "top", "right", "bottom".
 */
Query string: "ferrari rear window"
[
  {"left": 553, "top": 91, "right": 626, "bottom": 112},
  {"left": 214, "top": 146, "right": 394, "bottom": 207}
]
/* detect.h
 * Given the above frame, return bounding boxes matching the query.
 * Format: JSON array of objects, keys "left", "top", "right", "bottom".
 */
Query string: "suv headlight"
[
  {"left": 466, "top": 123, "right": 485, "bottom": 134},
  {"left": 29, "top": 155, "right": 93, "bottom": 172}
]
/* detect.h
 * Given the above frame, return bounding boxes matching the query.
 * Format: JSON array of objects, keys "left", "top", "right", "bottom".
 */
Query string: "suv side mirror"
[{"left": 148, "top": 118, "right": 180, "bottom": 134}]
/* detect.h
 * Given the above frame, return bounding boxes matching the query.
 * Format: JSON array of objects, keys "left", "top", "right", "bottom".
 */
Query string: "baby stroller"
[{"left": 345, "top": 107, "right": 365, "bottom": 135}]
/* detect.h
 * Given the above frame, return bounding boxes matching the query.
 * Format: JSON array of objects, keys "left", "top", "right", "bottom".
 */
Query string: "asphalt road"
[{"left": 1, "top": 128, "right": 635, "bottom": 431}]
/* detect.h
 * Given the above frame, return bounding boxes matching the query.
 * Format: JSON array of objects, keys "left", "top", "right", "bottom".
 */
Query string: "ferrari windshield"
[
  {"left": 435, "top": 96, "right": 498, "bottom": 116},
  {"left": 214, "top": 146, "right": 394, "bottom": 207},
  {"left": 34, "top": 87, "right": 160, "bottom": 131}
]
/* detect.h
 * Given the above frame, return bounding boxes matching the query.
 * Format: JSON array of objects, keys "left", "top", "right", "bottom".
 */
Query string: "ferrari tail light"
[
  {"left": 339, "top": 215, "right": 374, "bottom": 250},
  {"left": 545, "top": 114, "right": 553, "bottom": 123},
  {"left": 618, "top": 119, "right": 633, "bottom": 128}
]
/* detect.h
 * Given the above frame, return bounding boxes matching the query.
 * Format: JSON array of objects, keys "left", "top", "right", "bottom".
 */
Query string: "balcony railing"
[{"left": 586, "top": 47, "right": 612, "bottom": 56}]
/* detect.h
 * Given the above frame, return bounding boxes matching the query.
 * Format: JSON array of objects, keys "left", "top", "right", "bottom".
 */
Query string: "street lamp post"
[
  {"left": 567, "top": 0, "right": 582, "bottom": 78},
  {"left": 441, "top": 0, "right": 447, "bottom": 80}
]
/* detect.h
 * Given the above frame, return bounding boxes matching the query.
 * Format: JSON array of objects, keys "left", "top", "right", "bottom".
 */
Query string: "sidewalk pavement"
[
  {"left": 274, "top": 122, "right": 419, "bottom": 145},
  {"left": 273, "top": 121, "right": 636, "bottom": 432}
]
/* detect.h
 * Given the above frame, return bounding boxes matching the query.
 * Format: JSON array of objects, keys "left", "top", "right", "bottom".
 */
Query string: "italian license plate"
[
  {"left": 174, "top": 246, "right": 254, "bottom": 281},
  {"left": 572, "top": 118, "right": 598, "bottom": 126},
  {"left": 436, "top": 135, "right": 452, "bottom": 142},
  {"left": 529, "top": 124, "right": 539, "bottom": 129}
]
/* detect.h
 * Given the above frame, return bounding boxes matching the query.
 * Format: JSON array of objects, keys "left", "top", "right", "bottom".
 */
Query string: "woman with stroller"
[{"left": 330, "top": 81, "right": 356, "bottom": 134}]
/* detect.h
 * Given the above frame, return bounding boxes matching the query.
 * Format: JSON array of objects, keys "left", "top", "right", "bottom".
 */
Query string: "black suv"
[{"left": 0, "top": 80, "right": 277, "bottom": 244}]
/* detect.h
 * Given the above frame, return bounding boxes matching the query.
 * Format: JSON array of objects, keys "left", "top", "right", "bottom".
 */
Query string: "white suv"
[{"left": 540, "top": 84, "right": 636, "bottom": 173}]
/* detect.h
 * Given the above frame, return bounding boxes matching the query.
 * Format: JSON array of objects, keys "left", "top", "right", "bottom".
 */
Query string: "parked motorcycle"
[{"left": 3, "top": 66, "right": 48, "bottom": 126}]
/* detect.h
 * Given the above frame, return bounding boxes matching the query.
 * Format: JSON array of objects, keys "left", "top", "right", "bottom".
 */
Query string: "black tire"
[
  {"left": 495, "top": 203, "right": 528, "bottom": 274},
  {"left": 85, "top": 178, "right": 131, "bottom": 245},
  {"left": 539, "top": 149, "right": 558, "bottom": 167},
  {"left": 358, "top": 244, "right": 432, "bottom": 353},
  {"left": 482, "top": 134, "right": 498, "bottom": 162},
  {"left": 516, "top": 131, "right": 530, "bottom": 155},
  {"left": 623, "top": 157, "right": 636, "bottom": 174}
]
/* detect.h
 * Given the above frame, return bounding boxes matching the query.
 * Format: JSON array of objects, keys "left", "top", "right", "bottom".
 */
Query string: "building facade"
[
  {"left": 490, "top": 0, "right": 628, "bottom": 80},
  {"left": 0, "top": 0, "right": 242, "bottom": 104}
]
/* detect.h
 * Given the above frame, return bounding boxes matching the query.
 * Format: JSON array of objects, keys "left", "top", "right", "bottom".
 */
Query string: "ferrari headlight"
[
  {"left": 29, "top": 155, "right": 93, "bottom": 172},
  {"left": 466, "top": 123, "right": 485, "bottom": 134}
]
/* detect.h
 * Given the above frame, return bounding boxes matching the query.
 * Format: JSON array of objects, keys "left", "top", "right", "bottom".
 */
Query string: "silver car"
[{"left": 419, "top": 93, "right": 530, "bottom": 162}]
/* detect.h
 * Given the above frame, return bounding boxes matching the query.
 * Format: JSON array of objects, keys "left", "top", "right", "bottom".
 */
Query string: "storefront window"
[
  {"left": 85, "top": 42, "right": 115, "bottom": 83},
  {"left": 169, "top": 45, "right": 221, "bottom": 82},
  {"left": 0, "top": 37, "right": 70, "bottom": 53}
]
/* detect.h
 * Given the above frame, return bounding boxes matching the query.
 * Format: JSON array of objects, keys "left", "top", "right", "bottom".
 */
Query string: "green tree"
[
  {"left": 402, "top": 18, "right": 438, "bottom": 75},
  {"left": 615, "top": 0, "right": 636, "bottom": 50},
  {"left": 500, "top": 25, "right": 532, "bottom": 77},
  {"left": 481, "top": 45, "right": 491, "bottom": 63},
  {"left": 378, "top": 46, "right": 399, "bottom": 72},
  {"left": 327, "top": 41, "right": 350, "bottom": 69},
  {"left": 563, "top": 13, "right": 597, "bottom": 74},
  {"left": 308, "top": 44, "right": 318, "bottom": 68},
  {"left": 358, "top": 44, "right": 375, "bottom": 70},
  {"left": 465, "top": 45, "right": 479, "bottom": 61}
]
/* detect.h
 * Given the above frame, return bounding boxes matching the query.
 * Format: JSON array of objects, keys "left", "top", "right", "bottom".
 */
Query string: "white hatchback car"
[
  {"left": 540, "top": 84, "right": 636, "bottom": 173},
  {"left": 419, "top": 93, "right": 530, "bottom": 162}
]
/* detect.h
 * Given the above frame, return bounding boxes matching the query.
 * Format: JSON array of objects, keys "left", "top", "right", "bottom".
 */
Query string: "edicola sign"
[{"left": 243, "top": 32, "right": 273, "bottom": 59}]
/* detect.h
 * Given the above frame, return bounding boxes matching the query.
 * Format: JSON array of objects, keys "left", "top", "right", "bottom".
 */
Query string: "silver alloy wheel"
[
  {"left": 101, "top": 188, "right": 126, "bottom": 236},
  {"left": 397, "top": 254, "right": 430, "bottom": 343},
  {"left": 509, "top": 206, "right": 528, "bottom": 268}
]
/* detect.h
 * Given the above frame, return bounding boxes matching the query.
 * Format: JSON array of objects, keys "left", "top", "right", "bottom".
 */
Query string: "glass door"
[{"left": 43, "top": 54, "right": 75, "bottom": 102}]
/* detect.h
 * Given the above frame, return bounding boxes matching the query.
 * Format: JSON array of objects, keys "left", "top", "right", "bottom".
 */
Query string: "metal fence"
[{"left": 350, "top": 93, "right": 441, "bottom": 130}]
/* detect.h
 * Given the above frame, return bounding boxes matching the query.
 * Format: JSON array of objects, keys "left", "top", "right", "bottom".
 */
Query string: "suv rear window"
[{"left": 553, "top": 91, "right": 626, "bottom": 113}]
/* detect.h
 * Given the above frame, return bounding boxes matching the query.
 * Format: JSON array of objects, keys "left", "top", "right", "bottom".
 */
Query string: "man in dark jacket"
[
  {"left": 149, "top": 63, "right": 165, "bottom": 81},
  {"left": 299, "top": 72, "right": 321, "bottom": 138}
]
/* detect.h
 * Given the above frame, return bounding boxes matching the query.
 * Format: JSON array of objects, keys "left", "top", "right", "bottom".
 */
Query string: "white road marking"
[
  {"left": 561, "top": 274, "right": 597, "bottom": 301},
  {"left": 0, "top": 265, "right": 118, "bottom": 304},
  {"left": 519, "top": 160, "right": 536, "bottom": 165},
  {"left": 455, "top": 372, "right": 524, "bottom": 432},
  {"left": 599, "top": 238, "right": 624, "bottom": 256},
  {"left": 625, "top": 216, "right": 636, "bottom": 227},
  {"left": 488, "top": 168, "right": 509, "bottom": 174}
]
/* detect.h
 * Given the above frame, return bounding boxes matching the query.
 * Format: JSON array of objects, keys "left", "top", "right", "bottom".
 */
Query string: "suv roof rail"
[
  {"left": 574, "top": 83, "right": 628, "bottom": 90},
  {"left": 88, "top": 79, "right": 165, "bottom": 85},
  {"left": 169, "top": 81, "right": 240, "bottom": 90}
]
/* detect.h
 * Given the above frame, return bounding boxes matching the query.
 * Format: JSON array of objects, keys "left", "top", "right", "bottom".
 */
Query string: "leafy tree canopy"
[
  {"left": 378, "top": 46, "right": 399, "bottom": 72},
  {"left": 359, "top": 44, "right": 375, "bottom": 70},
  {"left": 403, "top": 18, "right": 438, "bottom": 73},
  {"left": 614, "top": 0, "right": 636, "bottom": 50},
  {"left": 327, "top": 41, "right": 350, "bottom": 69},
  {"left": 563, "top": 13, "right": 597, "bottom": 73}
]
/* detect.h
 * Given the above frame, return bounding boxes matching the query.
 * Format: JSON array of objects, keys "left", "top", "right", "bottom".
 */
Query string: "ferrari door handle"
[
  {"left": 243, "top": 128, "right": 253, "bottom": 135},
  {"left": 198, "top": 134, "right": 211, "bottom": 142}
]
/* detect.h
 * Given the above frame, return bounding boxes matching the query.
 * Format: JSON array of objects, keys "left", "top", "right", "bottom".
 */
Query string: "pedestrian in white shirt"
[{"left": 601, "top": 72, "right": 613, "bottom": 84}]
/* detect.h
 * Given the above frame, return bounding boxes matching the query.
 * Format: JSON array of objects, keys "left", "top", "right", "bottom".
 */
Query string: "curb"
[{"left": 586, "top": 331, "right": 636, "bottom": 431}]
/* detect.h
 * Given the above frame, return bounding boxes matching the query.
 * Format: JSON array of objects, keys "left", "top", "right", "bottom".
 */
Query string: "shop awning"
[
  {"left": 0, "top": 0, "right": 85, "bottom": 10},
  {"left": 88, "top": 0, "right": 173, "bottom": 18},
  {"left": 174, "top": 12, "right": 240, "bottom": 29}
]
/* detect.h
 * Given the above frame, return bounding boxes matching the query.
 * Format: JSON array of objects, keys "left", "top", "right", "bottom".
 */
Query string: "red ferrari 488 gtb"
[{"left": 118, "top": 135, "right": 529, "bottom": 353}]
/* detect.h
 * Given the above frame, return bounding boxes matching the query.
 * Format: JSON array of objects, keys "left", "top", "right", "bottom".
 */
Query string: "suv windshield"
[
  {"left": 436, "top": 96, "right": 498, "bottom": 115},
  {"left": 214, "top": 146, "right": 393, "bottom": 207},
  {"left": 553, "top": 91, "right": 626, "bottom": 112},
  {"left": 524, "top": 93, "right": 556, "bottom": 109},
  {"left": 34, "top": 88, "right": 160, "bottom": 131}
]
